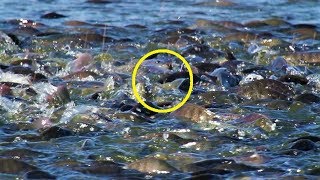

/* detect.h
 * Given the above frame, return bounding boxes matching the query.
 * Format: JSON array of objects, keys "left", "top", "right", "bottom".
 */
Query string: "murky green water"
[{"left": 0, "top": 0, "right": 319, "bottom": 179}]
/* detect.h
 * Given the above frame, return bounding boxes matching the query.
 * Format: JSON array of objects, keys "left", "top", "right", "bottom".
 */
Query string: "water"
[
  {"left": 0, "top": 0, "right": 319, "bottom": 179},
  {"left": 1, "top": 0, "right": 319, "bottom": 28}
]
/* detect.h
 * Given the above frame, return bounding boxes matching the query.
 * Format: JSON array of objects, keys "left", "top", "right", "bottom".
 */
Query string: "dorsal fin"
[{"left": 225, "top": 51, "right": 236, "bottom": 61}]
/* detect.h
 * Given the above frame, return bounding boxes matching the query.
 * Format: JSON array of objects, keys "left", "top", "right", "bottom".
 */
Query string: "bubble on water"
[
  {"left": 238, "top": 130, "right": 246, "bottom": 137},
  {"left": 104, "top": 76, "right": 115, "bottom": 91},
  {"left": 181, "top": 142, "right": 197, "bottom": 149},
  {"left": 0, "top": 72, "right": 31, "bottom": 85},
  {"left": 307, "top": 74, "right": 320, "bottom": 89},
  {"left": 240, "top": 74, "right": 264, "bottom": 85},
  {"left": 32, "top": 82, "right": 57, "bottom": 102},
  {"left": 13, "top": 137, "right": 22, "bottom": 142},
  {"left": 59, "top": 103, "right": 103, "bottom": 124},
  {"left": 122, "top": 127, "right": 130, "bottom": 135},
  {"left": 163, "top": 133, "right": 169, "bottom": 141},
  {"left": 171, "top": 129, "right": 190, "bottom": 133},
  {"left": 0, "top": 96, "right": 23, "bottom": 114},
  {"left": 286, "top": 66, "right": 306, "bottom": 76}
]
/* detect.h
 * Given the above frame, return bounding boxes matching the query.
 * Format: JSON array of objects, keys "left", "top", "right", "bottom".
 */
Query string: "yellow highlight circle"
[{"left": 132, "top": 49, "right": 193, "bottom": 113}]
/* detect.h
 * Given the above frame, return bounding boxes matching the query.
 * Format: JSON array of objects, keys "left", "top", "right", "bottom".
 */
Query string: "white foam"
[{"left": 0, "top": 72, "right": 31, "bottom": 85}]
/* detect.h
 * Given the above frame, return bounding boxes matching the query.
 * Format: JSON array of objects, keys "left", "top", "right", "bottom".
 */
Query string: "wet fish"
[
  {"left": 284, "top": 51, "right": 320, "bottom": 65},
  {"left": 171, "top": 103, "right": 216, "bottom": 123},
  {"left": 238, "top": 79, "right": 294, "bottom": 100},
  {"left": 127, "top": 157, "right": 177, "bottom": 174},
  {"left": 41, "top": 12, "right": 67, "bottom": 19}
]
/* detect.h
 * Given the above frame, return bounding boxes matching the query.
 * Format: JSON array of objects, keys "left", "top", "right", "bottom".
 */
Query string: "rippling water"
[{"left": 1, "top": 0, "right": 319, "bottom": 26}]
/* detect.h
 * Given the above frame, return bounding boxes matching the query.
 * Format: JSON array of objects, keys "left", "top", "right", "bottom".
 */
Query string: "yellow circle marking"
[{"left": 132, "top": 49, "right": 193, "bottom": 113}]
